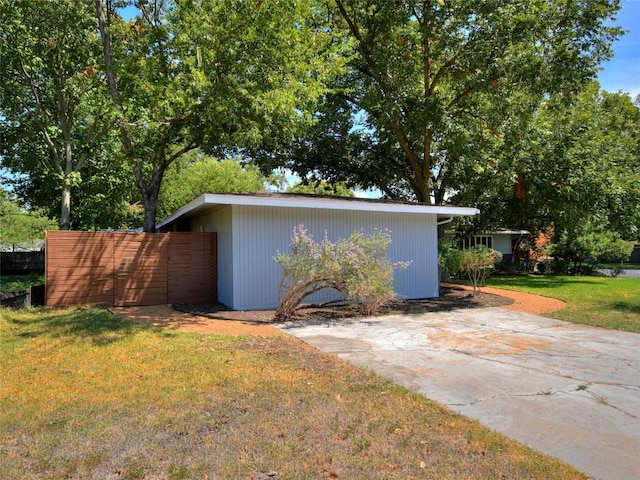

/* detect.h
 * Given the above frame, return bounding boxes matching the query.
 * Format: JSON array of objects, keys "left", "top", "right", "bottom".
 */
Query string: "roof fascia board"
[{"left": 157, "top": 193, "right": 479, "bottom": 229}]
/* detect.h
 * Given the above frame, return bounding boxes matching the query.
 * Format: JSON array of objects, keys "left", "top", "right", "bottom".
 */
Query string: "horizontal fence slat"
[{"left": 46, "top": 231, "right": 216, "bottom": 307}]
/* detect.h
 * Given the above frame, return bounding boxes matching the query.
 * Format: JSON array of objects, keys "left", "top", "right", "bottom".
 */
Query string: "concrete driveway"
[{"left": 278, "top": 308, "right": 640, "bottom": 480}]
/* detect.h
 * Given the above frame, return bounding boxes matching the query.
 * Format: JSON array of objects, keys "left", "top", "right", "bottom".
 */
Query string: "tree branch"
[
  {"left": 167, "top": 141, "right": 198, "bottom": 165},
  {"left": 429, "top": 30, "right": 480, "bottom": 95},
  {"left": 446, "top": 84, "right": 477, "bottom": 111},
  {"left": 95, "top": 0, "right": 133, "bottom": 152}
]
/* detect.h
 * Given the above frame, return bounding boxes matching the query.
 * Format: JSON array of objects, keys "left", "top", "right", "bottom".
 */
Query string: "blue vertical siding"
[
  {"left": 228, "top": 205, "right": 438, "bottom": 310},
  {"left": 191, "top": 206, "right": 234, "bottom": 308}
]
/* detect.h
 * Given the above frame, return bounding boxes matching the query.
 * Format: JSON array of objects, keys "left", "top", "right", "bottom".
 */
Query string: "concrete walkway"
[{"left": 278, "top": 308, "right": 640, "bottom": 480}]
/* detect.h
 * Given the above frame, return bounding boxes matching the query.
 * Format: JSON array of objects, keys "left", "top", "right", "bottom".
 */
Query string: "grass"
[
  {"left": 0, "top": 273, "right": 44, "bottom": 293},
  {"left": 477, "top": 275, "right": 640, "bottom": 333},
  {"left": 0, "top": 306, "right": 588, "bottom": 480}
]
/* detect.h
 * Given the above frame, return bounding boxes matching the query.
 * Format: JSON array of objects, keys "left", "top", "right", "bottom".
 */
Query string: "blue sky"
[{"left": 597, "top": 0, "right": 640, "bottom": 98}]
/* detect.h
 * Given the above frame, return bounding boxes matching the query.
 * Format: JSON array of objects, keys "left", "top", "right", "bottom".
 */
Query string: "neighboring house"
[
  {"left": 158, "top": 193, "right": 478, "bottom": 310},
  {"left": 462, "top": 229, "right": 530, "bottom": 265}
]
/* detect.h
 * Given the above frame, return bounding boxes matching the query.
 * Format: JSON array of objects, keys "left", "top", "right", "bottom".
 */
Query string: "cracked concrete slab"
[{"left": 278, "top": 307, "right": 640, "bottom": 480}]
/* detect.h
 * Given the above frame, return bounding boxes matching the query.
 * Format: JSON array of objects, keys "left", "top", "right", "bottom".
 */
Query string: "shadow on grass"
[
  {"left": 6, "top": 306, "right": 145, "bottom": 345},
  {"left": 610, "top": 301, "right": 640, "bottom": 315},
  {"left": 487, "top": 275, "right": 599, "bottom": 289}
]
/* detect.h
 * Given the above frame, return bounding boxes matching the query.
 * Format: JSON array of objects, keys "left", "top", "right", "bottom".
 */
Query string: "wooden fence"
[{"left": 45, "top": 231, "right": 217, "bottom": 307}]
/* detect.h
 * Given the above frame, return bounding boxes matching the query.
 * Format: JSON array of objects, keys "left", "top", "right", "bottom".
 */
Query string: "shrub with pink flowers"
[{"left": 274, "top": 225, "right": 410, "bottom": 318}]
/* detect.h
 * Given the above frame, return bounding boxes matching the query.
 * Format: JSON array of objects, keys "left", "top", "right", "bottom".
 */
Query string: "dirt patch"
[
  {"left": 426, "top": 331, "right": 554, "bottom": 355},
  {"left": 444, "top": 283, "right": 566, "bottom": 315},
  {"left": 109, "top": 304, "right": 283, "bottom": 336},
  {"left": 112, "top": 285, "right": 565, "bottom": 336},
  {"left": 172, "top": 285, "right": 513, "bottom": 323}
]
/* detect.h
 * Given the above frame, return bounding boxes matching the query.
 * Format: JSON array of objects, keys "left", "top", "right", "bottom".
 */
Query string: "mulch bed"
[{"left": 172, "top": 285, "right": 513, "bottom": 323}]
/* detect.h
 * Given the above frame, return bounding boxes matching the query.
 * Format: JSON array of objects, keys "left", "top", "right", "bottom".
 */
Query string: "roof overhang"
[
  {"left": 157, "top": 193, "right": 480, "bottom": 230},
  {"left": 486, "top": 229, "right": 530, "bottom": 235}
]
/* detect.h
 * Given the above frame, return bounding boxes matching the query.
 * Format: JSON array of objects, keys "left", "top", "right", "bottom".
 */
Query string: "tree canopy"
[
  {"left": 255, "top": 0, "right": 622, "bottom": 207},
  {"left": 287, "top": 180, "right": 355, "bottom": 197},
  {"left": 454, "top": 83, "right": 640, "bottom": 241},
  {"left": 0, "top": 190, "right": 57, "bottom": 250},
  {"left": 95, "top": 0, "right": 347, "bottom": 231},
  {"left": 0, "top": 0, "right": 113, "bottom": 229},
  {"left": 157, "top": 153, "right": 266, "bottom": 220},
  {"left": 2, "top": 0, "right": 633, "bottom": 242}
]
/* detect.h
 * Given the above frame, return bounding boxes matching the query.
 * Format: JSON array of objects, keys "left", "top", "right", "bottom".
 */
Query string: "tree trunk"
[
  {"left": 60, "top": 184, "right": 71, "bottom": 230},
  {"left": 142, "top": 195, "right": 157, "bottom": 233},
  {"left": 134, "top": 164, "right": 162, "bottom": 233}
]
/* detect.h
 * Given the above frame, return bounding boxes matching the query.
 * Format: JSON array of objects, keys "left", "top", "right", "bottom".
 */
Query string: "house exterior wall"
[
  {"left": 191, "top": 206, "right": 234, "bottom": 308},
  {"left": 492, "top": 234, "right": 513, "bottom": 255},
  {"left": 194, "top": 204, "right": 438, "bottom": 310}
]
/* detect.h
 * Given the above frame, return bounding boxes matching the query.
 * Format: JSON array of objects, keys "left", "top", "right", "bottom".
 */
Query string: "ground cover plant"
[
  {"left": 0, "top": 306, "right": 588, "bottom": 480},
  {"left": 477, "top": 275, "right": 640, "bottom": 333}
]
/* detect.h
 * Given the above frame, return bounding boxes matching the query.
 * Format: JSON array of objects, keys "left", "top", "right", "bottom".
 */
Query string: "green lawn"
[
  {"left": 481, "top": 275, "right": 640, "bottom": 333},
  {"left": 0, "top": 306, "right": 587, "bottom": 480}
]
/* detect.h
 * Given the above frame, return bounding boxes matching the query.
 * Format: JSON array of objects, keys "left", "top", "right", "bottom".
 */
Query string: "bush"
[
  {"left": 594, "top": 235, "right": 634, "bottom": 264},
  {"left": 550, "top": 227, "right": 634, "bottom": 275},
  {"left": 459, "top": 246, "right": 503, "bottom": 294},
  {"left": 438, "top": 239, "right": 463, "bottom": 279},
  {"left": 274, "top": 226, "right": 410, "bottom": 317}
]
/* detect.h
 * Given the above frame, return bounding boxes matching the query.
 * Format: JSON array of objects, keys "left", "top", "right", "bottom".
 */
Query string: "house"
[
  {"left": 462, "top": 229, "right": 530, "bottom": 265},
  {"left": 157, "top": 193, "right": 478, "bottom": 310}
]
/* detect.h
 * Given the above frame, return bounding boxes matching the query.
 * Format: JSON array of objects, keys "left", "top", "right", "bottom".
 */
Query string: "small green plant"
[
  {"left": 537, "top": 389, "right": 554, "bottom": 396},
  {"left": 459, "top": 246, "right": 502, "bottom": 294},
  {"left": 274, "top": 225, "right": 410, "bottom": 317}
]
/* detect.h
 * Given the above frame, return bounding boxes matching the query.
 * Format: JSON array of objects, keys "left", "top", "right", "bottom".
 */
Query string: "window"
[{"left": 462, "top": 235, "right": 493, "bottom": 250}]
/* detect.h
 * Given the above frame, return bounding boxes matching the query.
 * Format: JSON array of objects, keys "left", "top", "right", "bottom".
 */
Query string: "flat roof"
[
  {"left": 157, "top": 193, "right": 479, "bottom": 229},
  {"left": 485, "top": 229, "right": 530, "bottom": 235}
]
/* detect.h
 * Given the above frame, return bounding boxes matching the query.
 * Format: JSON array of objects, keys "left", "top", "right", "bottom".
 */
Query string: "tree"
[
  {"left": 0, "top": 190, "right": 57, "bottom": 250},
  {"left": 549, "top": 222, "right": 634, "bottom": 274},
  {"left": 4, "top": 142, "right": 142, "bottom": 231},
  {"left": 494, "top": 83, "right": 640, "bottom": 240},
  {"left": 157, "top": 153, "right": 265, "bottom": 220},
  {"left": 68, "top": 148, "right": 143, "bottom": 230},
  {"left": 256, "top": 0, "right": 621, "bottom": 205},
  {"left": 0, "top": 0, "right": 113, "bottom": 229},
  {"left": 444, "top": 85, "right": 640, "bottom": 257},
  {"left": 95, "top": 0, "right": 346, "bottom": 231},
  {"left": 287, "top": 180, "right": 355, "bottom": 197},
  {"left": 535, "top": 86, "right": 640, "bottom": 242}
]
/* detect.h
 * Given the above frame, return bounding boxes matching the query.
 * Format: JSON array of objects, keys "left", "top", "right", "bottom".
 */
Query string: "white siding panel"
[
  {"left": 493, "top": 234, "right": 513, "bottom": 255},
  {"left": 191, "top": 206, "right": 233, "bottom": 308},
  {"left": 230, "top": 205, "right": 439, "bottom": 310}
]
